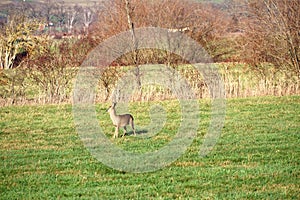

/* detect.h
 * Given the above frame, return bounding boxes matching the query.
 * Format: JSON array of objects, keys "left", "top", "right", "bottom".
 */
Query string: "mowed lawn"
[{"left": 0, "top": 96, "right": 299, "bottom": 199}]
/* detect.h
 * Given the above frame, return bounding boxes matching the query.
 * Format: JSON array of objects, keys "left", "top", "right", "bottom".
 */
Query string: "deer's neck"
[
  {"left": 109, "top": 109, "right": 119, "bottom": 125},
  {"left": 109, "top": 109, "right": 117, "bottom": 118}
]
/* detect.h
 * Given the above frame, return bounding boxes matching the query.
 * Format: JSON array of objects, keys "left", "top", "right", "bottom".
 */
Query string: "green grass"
[{"left": 0, "top": 96, "right": 299, "bottom": 199}]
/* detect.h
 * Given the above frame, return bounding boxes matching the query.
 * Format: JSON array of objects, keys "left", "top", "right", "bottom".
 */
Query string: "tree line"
[
  {"left": 0, "top": 0, "right": 299, "bottom": 105},
  {"left": 0, "top": 0, "right": 99, "bottom": 36}
]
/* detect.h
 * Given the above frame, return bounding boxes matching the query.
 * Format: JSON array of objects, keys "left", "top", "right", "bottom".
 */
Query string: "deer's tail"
[{"left": 130, "top": 114, "right": 135, "bottom": 133}]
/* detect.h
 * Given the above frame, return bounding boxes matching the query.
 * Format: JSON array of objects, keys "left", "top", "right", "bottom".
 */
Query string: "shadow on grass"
[{"left": 126, "top": 129, "right": 148, "bottom": 136}]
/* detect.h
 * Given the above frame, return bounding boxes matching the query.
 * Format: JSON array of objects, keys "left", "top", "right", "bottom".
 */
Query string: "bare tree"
[
  {"left": 92, "top": 0, "right": 128, "bottom": 41},
  {"left": 82, "top": 5, "right": 95, "bottom": 36},
  {"left": 124, "top": 0, "right": 141, "bottom": 90},
  {"left": 66, "top": 5, "right": 81, "bottom": 34},
  {"left": 90, "top": 0, "right": 235, "bottom": 101},
  {"left": 242, "top": 0, "right": 300, "bottom": 78}
]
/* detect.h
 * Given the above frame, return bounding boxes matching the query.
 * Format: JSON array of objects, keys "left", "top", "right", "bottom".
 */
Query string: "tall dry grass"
[
  {"left": 96, "top": 63, "right": 300, "bottom": 102},
  {"left": 0, "top": 62, "right": 299, "bottom": 106}
]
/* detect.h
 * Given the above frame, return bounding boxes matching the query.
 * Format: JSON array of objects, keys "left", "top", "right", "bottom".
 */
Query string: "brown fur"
[{"left": 107, "top": 102, "right": 136, "bottom": 138}]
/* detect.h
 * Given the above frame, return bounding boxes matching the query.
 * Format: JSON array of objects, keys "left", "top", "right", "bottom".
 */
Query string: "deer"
[{"left": 107, "top": 102, "right": 136, "bottom": 138}]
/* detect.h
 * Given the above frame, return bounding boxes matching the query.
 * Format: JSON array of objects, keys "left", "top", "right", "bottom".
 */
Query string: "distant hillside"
[
  {"left": 0, "top": 0, "right": 225, "bottom": 7},
  {"left": 0, "top": 0, "right": 95, "bottom": 6}
]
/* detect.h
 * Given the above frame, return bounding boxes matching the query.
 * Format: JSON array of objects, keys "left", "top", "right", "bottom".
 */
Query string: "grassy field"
[{"left": 0, "top": 96, "right": 299, "bottom": 199}]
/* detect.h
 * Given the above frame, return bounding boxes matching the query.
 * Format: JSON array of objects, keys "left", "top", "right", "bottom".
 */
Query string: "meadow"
[{"left": 0, "top": 96, "right": 299, "bottom": 199}]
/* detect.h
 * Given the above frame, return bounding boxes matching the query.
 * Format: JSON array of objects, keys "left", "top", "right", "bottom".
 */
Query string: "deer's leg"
[
  {"left": 131, "top": 120, "right": 136, "bottom": 136},
  {"left": 114, "top": 126, "right": 119, "bottom": 138},
  {"left": 122, "top": 126, "right": 127, "bottom": 137}
]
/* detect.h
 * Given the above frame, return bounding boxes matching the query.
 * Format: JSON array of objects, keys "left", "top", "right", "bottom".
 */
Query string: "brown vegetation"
[
  {"left": 240, "top": 0, "right": 300, "bottom": 78},
  {"left": 0, "top": 0, "right": 299, "bottom": 106}
]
